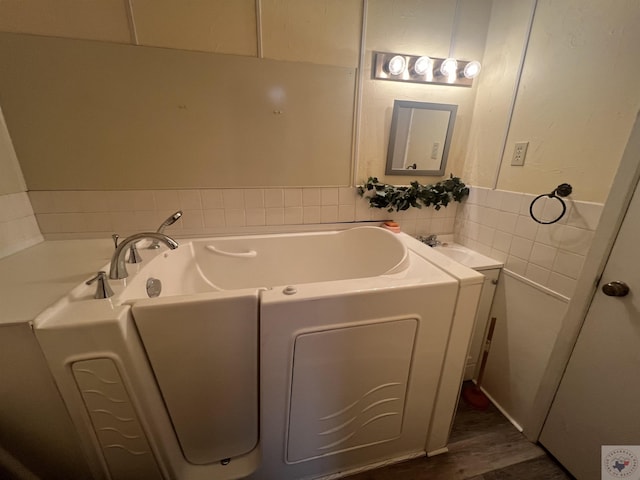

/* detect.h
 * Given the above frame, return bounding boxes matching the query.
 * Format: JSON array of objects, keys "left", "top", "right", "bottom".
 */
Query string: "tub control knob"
[
  {"left": 283, "top": 286, "right": 297, "bottom": 295},
  {"left": 86, "top": 271, "right": 114, "bottom": 299}
]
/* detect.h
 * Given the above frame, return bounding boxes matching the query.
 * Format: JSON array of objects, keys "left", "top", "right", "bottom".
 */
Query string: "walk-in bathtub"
[{"left": 34, "top": 226, "right": 483, "bottom": 480}]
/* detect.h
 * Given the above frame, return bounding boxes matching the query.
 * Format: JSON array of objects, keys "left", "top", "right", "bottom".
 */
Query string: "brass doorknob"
[{"left": 602, "top": 281, "right": 630, "bottom": 297}]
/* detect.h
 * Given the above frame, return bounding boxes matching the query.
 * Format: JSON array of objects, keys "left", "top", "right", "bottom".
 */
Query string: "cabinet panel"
[{"left": 287, "top": 319, "right": 417, "bottom": 463}]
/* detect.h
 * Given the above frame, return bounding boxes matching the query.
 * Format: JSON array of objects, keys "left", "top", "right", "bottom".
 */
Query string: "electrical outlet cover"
[{"left": 511, "top": 141, "right": 528, "bottom": 166}]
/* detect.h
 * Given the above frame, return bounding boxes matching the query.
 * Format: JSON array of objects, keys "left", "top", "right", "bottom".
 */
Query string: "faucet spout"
[
  {"left": 110, "top": 232, "right": 178, "bottom": 279},
  {"left": 418, "top": 234, "right": 441, "bottom": 247}
]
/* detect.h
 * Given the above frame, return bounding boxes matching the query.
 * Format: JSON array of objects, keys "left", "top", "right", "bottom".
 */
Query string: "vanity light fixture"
[
  {"left": 373, "top": 52, "right": 481, "bottom": 87},
  {"left": 413, "top": 56, "right": 433, "bottom": 76},
  {"left": 386, "top": 55, "right": 407, "bottom": 75},
  {"left": 462, "top": 60, "right": 482, "bottom": 79},
  {"left": 439, "top": 58, "right": 458, "bottom": 77}
]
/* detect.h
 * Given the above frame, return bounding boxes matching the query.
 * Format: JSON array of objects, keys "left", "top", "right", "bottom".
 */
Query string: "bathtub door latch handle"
[{"left": 206, "top": 245, "right": 257, "bottom": 258}]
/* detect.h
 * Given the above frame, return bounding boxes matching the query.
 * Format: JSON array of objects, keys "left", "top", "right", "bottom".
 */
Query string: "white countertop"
[{"left": 0, "top": 239, "right": 114, "bottom": 324}]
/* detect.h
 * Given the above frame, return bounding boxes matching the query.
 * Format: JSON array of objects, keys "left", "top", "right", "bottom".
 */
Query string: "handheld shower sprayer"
[{"left": 149, "top": 210, "right": 183, "bottom": 249}]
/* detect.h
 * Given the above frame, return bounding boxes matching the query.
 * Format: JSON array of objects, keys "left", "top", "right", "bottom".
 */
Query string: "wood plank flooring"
[{"left": 345, "top": 388, "right": 573, "bottom": 479}]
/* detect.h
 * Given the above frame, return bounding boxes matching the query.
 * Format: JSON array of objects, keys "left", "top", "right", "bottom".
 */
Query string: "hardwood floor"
[{"left": 345, "top": 389, "right": 573, "bottom": 479}]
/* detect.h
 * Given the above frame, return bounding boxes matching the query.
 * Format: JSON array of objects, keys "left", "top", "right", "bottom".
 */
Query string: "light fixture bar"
[{"left": 373, "top": 51, "right": 477, "bottom": 87}]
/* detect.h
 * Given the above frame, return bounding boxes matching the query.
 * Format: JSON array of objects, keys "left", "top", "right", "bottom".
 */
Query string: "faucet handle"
[
  {"left": 86, "top": 271, "right": 114, "bottom": 299},
  {"left": 127, "top": 242, "right": 143, "bottom": 264},
  {"left": 112, "top": 233, "right": 120, "bottom": 249}
]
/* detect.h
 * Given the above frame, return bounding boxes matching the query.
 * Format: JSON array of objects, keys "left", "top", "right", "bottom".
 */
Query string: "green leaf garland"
[{"left": 357, "top": 175, "right": 469, "bottom": 212}]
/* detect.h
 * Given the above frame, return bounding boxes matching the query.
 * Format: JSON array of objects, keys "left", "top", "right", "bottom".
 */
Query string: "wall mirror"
[{"left": 386, "top": 100, "right": 457, "bottom": 176}]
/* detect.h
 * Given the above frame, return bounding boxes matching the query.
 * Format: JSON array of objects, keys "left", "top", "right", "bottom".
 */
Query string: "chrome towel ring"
[{"left": 529, "top": 183, "right": 572, "bottom": 224}]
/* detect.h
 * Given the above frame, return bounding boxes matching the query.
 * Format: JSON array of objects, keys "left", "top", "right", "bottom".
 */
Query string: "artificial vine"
[{"left": 357, "top": 175, "right": 469, "bottom": 212}]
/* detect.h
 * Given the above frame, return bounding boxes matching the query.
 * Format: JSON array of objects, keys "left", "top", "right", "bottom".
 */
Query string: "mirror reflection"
[{"left": 386, "top": 100, "right": 457, "bottom": 176}]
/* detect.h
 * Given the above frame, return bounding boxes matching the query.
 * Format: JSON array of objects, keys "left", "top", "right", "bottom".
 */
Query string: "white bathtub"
[
  {"left": 114, "top": 227, "right": 410, "bottom": 302},
  {"left": 34, "top": 226, "right": 483, "bottom": 480}
]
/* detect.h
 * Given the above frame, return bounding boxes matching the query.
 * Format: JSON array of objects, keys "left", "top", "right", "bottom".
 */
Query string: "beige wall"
[
  {"left": 0, "top": 0, "right": 491, "bottom": 193},
  {"left": 461, "top": 0, "right": 534, "bottom": 190},
  {"left": 465, "top": 0, "right": 640, "bottom": 202},
  {"left": 0, "top": 0, "right": 363, "bottom": 65},
  {"left": 0, "top": 0, "right": 132, "bottom": 43},
  {"left": 2, "top": 1, "right": 640, "bottom": 201},
  {"left": 131, "top": 0, "right": 258, "bottom": 56},
  {"left": 0, "top": 105, "right": 42, "bottom": 259},
  {"left": 0, "top": 105, "right": 26, "bottom": 195},
  {"left": 0, "top": 33, "right": 356, "bottom": 189}
]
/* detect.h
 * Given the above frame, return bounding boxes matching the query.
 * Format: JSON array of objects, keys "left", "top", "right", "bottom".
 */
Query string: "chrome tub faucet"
[
  {"left": 110, "top": 232, "right": 178, "bottom": 279},
  {"left": 418, "top": 234, "right": 442, "bottom": 247}
]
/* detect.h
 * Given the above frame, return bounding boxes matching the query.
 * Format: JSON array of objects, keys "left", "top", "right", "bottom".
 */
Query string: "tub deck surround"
[
  {"left": 18, "top": 226, "right": 484, "bottom": 480},
  {"left": 0, "top": 238, "right": 113, "bottom": 324}
]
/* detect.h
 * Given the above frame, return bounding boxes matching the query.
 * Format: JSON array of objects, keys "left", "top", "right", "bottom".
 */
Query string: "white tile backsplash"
[
  {"left": 525, "top": 263, "right": 551, "bottom": 287},
  {"left": 246, "top": 208, "right": 266, "bottom": 226},
  {"left": 509, "top": 236, "right": 533, "bottom": 260},
  {"left": 500, "top": 191, "right": 523, "bottom": 214},
  {"left": 223, "top": 189, "right": 245, "bottom": 208},
  {"left": 201, "top": 189, "right": 224, "bottom": 209},
  {"left": 302, "top": 188, "right": 321, "bottom": 206},
  {"left": 566, "top": 201, "right": 603, "bottom": 230},
  {"left": 552, "top": 249, "right": 585, "bottom": 279},
  {"left": 456, "top": 186, "right": 603, "bottom": 299},
  {"left": 29, "top": 185, "right": 463, "bottom": 243},
  {"left": 529, "top": 243, "right": 558, "bottom": 270},
  {"left": 203, "top": 209, "right": 226, "bottom": 227},
  {"left": 338, "top": 204, "right": 356, "bottom": 222},
  {"left": 486, "top": 190, "right": 503, "bottom": 210},
  {"left": 339, "top": 187, "right": 356, "bottom": 205},
  {"left": 497, "top": 211, "right": 518, "bottom": 233},
  {"left": 321, "top": 188, "right": 339, "bottom": 206},
  {"left": 284, "top": 189, "right": 302, "bottom": 207},
  {"left": 541, "top": 196, "right": 570, "bottom": 225},
  {"left": 514, "top": 215, "right": 538, "bottom": 240},
  {"left": 303, "top": 206, "right": 321, "bottom": 224},
  {"left": 320, "top": 205, "right": 339, "bottom": 223},
  {"left": 154, "top": 190, "right": 181, "bottom": 211},
  {"left": 266, "top": 207, "right": 284, "bottom": 226},
  {"left": 225, "top": 208, "right": 246, "bottom": 227},
  {"left": 244, "top": 189, "right": 264, "bottom": 209},
  {"left": 492, "top": 230, "right": 513, "bottom": 253},
  {"left": 284, "top": 206, "right": 303, "bottom": 224},
  {"left": 264, "top": 189, "right": 284, "bottom": 208}
]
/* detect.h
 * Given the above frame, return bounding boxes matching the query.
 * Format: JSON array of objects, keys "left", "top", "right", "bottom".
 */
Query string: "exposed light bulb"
[
  {"left": 440, "top": 58, "right": 458, "bottom": 77},
  {"left": 463, "top": 60, "right": 482, "bottom": 79},
  {"left": 387, "top": 55, "right": 407, "bottom": 75},
  {"left": 413, "top": 56, "right": 432, "bottom": 75}
]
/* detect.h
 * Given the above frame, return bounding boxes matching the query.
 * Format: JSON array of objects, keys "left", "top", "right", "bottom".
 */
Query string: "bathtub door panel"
[
  {"left": 131, "top": 290, "right": 259, "bottom": 465},
  {"left": 287, "top": 319, "right": 417, "bottom": 463},
  {"left": 256, "top": 280, "right": 459, "bottom": 480}
]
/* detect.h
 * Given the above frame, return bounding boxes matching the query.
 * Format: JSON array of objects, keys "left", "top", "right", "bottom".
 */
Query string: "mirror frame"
[{"left": 385, "top": 100, "right": 458, "bottom": 176}]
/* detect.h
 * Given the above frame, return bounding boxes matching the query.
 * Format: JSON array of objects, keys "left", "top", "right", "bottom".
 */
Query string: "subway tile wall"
[
  {"left": 0, "top": 192, "right": 43, "bottom": 259},
  {"left": 29, "top": 187, "right": 458, "bottom": 239},
  {"left": 456, "top": 186, "right": 603, "bottom": 299}
]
